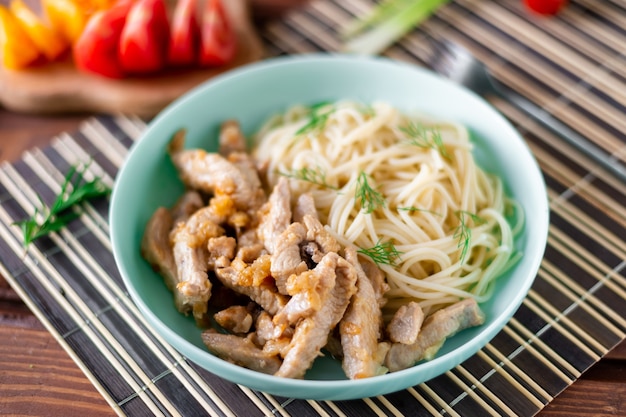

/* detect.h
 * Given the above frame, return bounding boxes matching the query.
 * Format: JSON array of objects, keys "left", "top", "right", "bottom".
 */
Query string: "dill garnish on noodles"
[{"left": 253, "top": 100, "right": 523, "bottom": 316}]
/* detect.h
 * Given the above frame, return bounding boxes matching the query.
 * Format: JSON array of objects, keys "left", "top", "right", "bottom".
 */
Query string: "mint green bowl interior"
[{"left": 110, "top": 54, "right": 549, "bottom": 401}]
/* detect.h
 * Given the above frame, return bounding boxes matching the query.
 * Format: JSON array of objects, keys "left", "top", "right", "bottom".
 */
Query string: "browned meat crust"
[
  {"left": 218, "top": 119, "right": 248, "bottom": 156},
  {"left": 257, "top": 176, "right": 292, "bottom": 255},
  {"left": 171, "top": 205, "right": 226, "bottom": 325},
  {"left": 215, "top": 256, "right": 289, "bottom": 316},
  {"left": 340, "top": 247, "right": 389, "bottom": 379},
  {"left": 387, "top": 301, "right": 425, "bottom": 345},
  {"left": 214, "top": 305, "right": 254, "bottom": 334},
  {"left": 269, "top": 221, "right": 308, "bottom": 294},
  {"left": 168, "top": 130, "right": 265, "bottom": 213},
  {"left": 275, "top": 253, "right": 357, "bottom": 379},
  {"left": 141, "top": 191, "right": 206, "bottom": 315},
  {"left": 201, "top": 330, "right": 282, "bottom": 375},
  {"left": 292, "top": 192, "right": 317, "bottom": 223},
  {"left": 385, "top": 298, "right": 485, "bottom": 372},
  {"left": 141, "top": 208, "right": 179, "bottom": 299}
]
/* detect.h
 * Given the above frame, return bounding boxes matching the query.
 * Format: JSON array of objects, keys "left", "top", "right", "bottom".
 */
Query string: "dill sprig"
[
  {"left": 278, "top": 166, "right": 338, "bottom": 189},
  {"left": 400, "top": 121, "right": 450, "bottom": 158},
  {"left": 13, "top": 163, "right": 111, "bottom": 247},
  {"left": 358, "top": 239, "right": 403, "bottom": 266},
  {"left": 453, "top": 210, "right": 486, "bottom": 263},
  {"left": 398, "top": 206, "right": 442, "bottom": 216},
  {"left": 295, "top": 102, "right": 335, "bottom": 135},
  {"left": 356, "top": 171, "right": 386, "bottom": 213}
]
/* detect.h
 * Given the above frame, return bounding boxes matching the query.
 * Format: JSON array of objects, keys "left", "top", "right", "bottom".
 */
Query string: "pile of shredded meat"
[{"left": 141, "top": 120, "right": 485, "bottom": 379}]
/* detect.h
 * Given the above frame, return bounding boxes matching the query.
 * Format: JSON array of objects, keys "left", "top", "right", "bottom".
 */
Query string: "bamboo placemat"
[{"left": 1, "top": 1, "right": 625, "bottom": 416}]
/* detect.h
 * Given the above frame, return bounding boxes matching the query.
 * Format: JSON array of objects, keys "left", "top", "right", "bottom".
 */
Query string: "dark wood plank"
[
  {"left": 539, "top": 366, "right": 626, "bottom": 417},
  {"left": 0, "top": 110, "right": 88, "bottom": 162},
  {"left": 0, "top": 326, "right": 115, "bottom": 417}
]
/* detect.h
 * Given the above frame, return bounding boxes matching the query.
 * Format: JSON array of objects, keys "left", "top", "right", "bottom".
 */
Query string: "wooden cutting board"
[{"left": 0, "top": 0, "right": 264, "bottom": 117}]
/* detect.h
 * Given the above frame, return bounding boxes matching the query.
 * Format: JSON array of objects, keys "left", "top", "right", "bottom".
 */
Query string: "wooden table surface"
[{"left": 1, "top": 109, "right": 625, "bottom": 416}]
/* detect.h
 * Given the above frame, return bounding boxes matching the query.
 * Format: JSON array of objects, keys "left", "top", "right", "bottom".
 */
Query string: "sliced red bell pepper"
[
  {"left": 199, "top": 0, "right": 237, "bottom": 67},
  {"left": 73, "top": 1, "right": 132, "bottom": 78},
  {"left": 168, "top": 0, "right": 201, "bottom": 67},
  {"left": 118, "top": 0, "right": 171, "bottom": 74}
]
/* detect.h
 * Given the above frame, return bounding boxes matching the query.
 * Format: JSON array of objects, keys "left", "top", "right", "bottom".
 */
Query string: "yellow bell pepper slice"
[
  {"left": 0, "top": 5, "right": 40, "bottom": 69},
  {"left": 42, "top": 0, "right": 90, "bottom": 43},
  {"left": 10, "top": 0, "right": 69, "bottom": 61},
  {"left": 73, "top": 0, "right": 118, "bottom": 11}
]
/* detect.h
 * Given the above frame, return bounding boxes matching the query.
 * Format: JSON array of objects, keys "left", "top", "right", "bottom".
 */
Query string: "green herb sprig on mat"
[{"left": 14, "top": 163, "right": 111, "bottom": 247}]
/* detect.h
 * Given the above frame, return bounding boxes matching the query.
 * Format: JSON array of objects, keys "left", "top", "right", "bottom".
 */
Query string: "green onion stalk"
[{"left": 342, "top": 0, "right": 451, "bottom": 55}]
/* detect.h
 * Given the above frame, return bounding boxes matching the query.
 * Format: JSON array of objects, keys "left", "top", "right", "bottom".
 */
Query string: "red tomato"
[
  {"left": 200, "top": 0, "right": 236, "bottom": 67},
  {"left": 168, "top": 0, "right": 200, "bottom": 67},
  {"left": 524, "top": 0, "right": 568, "bottom": 15},
  {"left": 73, "top": 1, "right": 131, "bottom": 78},
  {"left": 119, "top": 0, "right": 170, "bottom": 74}
]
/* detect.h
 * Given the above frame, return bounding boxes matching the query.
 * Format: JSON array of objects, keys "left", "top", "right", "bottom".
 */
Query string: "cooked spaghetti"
[{"left": 253, "top": 101, "right": 522, "bottom": 317}]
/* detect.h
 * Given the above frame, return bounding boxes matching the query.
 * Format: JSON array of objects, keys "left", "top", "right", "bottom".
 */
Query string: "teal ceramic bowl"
[{"left": 110, "top": 54, "right": 549, "bottom": 401}]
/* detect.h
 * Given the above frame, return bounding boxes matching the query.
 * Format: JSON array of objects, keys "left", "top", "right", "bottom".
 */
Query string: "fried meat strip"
[
  {"left": 168, "top": 129, "right": 265, "bottom": 212},
  {"left": 272, "top": 252, "right": 338, "bottom": 333},
  {"left": 270, "top": 214, "right": 342, "bottom": 295},
  {"left": 275, "top": 253, "right": 357, "bottom": 379},
  {"left": 207, "top": 236, "right": 237, "bottom": 269},
  {"left": 387, "top": 301, "right": 424, "bottom": 345},
  {"left": 170, "top": 190, "right": 204, "bottom": 223},
  {"left": 360, "top": 257, "right": 389, "bottom": 308},
  {"left": 214, "top": 305, "right": 253, "bottom": 334},
  {"left": 253, "top": 311, "right": 293, "bottom": 359},
  {"left": 302, "top": 215, "right": 341, "bottom": 260},
  {"left": 257, "top": 176, "right": 292, "bottom": 255},
  {"left": 201, "top": 330, "right": 282, "bottom": 375},
  {"left": 171, "top": 204, "right": 227, "bottom": 324},
  {"left": 235, "top": 229, "right": 266, "bottom": 263},
  {"left": 141, "top": 191, "right": 205, "bottom": 314},
  {"left": 218, "top": 119, "right": 247, "bottom": 156},
  {"left": 141, "top": 208, "right": 178, "bottom": 296},
  {"left": 270, "top": 222, "right": 308, "bottom": 294},
  {"left": 292, "top": 192, "right": 317, "bottom": 223},
  {"left": 340, "top": 247, "right": 389, "bottom": 379},
  {"left": 385, "top": 298, "right": 485, "bottom": 372},
  {"left": 215, "top": 257, "right": 288, "bottom": 316}
]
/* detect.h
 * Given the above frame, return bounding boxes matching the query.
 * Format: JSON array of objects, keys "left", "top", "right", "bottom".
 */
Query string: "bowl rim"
[{"left": 110, "top": 52, "right": 549, "bottom": 400}]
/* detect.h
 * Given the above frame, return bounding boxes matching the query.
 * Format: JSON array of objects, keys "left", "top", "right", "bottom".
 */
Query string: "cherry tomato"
[
  {"left": 524, "top": 0, "right": 568, "bottom": 15},
  {"left": 119, "top": 0, "right": 170, "bottom": 74},
  {"left": 0, "top": 4, "right": 40, "bottom": 69},
  {"left": 200, "top": 0, "right": 236, "bottom": 67},
  {"left": 73, "top": 1, "right": 132, "bottom": 78},
  {"left": 10, "top": 0, "right": 69, "bottom": 61},
  {"left": 168, "top": 0, "right": 201, "bottom": 67}
]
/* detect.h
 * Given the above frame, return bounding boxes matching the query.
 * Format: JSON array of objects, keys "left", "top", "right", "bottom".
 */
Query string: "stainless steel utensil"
[{"left": 429, "top": 40, "right": 626, "bottom": 182}]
